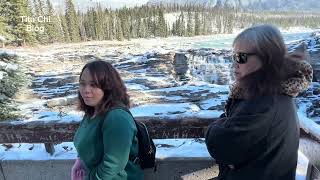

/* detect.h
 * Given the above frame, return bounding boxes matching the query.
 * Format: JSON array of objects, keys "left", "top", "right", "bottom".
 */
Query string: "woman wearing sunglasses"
[{"left": 205, "top": 24, "right": 313, "bottom": 180}]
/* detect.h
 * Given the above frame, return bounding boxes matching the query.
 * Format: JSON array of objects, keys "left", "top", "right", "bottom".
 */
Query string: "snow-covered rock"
[
  {"left": 186, "top": 48, "right": 233, "bottom": 85},
  {"left": 0, "top": 36, "right": 5, "bottom": 42},
  {"left": 0, "top": 71, "right": 5, "bottom": 80},
  {"left": 46, "top": 95, "right": 78, "bottom": 108}
]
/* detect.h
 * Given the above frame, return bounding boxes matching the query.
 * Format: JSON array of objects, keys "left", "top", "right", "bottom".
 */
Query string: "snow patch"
[
  {"left": 0, "top": 61, "right": 18, "bottom": 71},
  {"left": 0, "top": 71, "right": 4, "bottom": 80},
  {"left": 0, "top": 36, "right": 6, "bottom": 41},
  {"left": 130, "top": 103, "right": 200, "bottom": 117},
  {"left": 126, "top": 83, "right": 150, "bottom": 90},
  {"left": 200, "top": 95, "right": 228, "bottom": 110},
  {"left": 147, "top": 84, "right": 229, "bottom": 94}
]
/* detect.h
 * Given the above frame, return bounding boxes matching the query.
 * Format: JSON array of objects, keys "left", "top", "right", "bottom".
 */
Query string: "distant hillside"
[
  {"left": 147, "top": 0, "right": 320, "bottom": 12},
  {"left": 147, "top": 0, "right": 243, "bottom": 8}
]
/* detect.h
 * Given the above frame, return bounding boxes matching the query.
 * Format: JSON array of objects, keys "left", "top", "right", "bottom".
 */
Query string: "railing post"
[
  {"left": 44, "top": 143, "right": 55, "bottom": 155},
  {"left": 305, "top": 160, "right": 320, "bottom": 180}
]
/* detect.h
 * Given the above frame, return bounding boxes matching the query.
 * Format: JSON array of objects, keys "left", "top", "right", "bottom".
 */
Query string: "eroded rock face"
[
  {"left": 312, "top": 62, "right": 320, "bottom": 82},
  {"left": 173, "top": 53, "right": 189, "bottom": 81},
  {"left": 187, "top": 49, "right": 233, "bottom": 85},
  {"left": 290, "top": 31, "right": 320, "bottom": 82},
  {"left": 293, "top": 36, "right": 320, "bottom": 123},
  {"left": 32, "top": 74, "right": 79, "bottom": 88},
  {"left": 308, "top": 100, "right": 320, "bottom": 118},
  {"left": 299, "top": 83, "right": 320, "bottom": 123}
]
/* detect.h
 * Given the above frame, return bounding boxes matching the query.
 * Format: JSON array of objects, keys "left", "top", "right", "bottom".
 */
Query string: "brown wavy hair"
[
  {"left": 232, "top": 24, "right": 304, "bottom": 99},
  {"left": 77, "top": 60, "right": 130, "bottom": 117}
]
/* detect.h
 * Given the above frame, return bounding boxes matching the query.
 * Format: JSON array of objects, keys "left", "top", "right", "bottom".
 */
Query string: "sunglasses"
[{"left": 232, "top": 52, "right": 257, "bottom": 64}]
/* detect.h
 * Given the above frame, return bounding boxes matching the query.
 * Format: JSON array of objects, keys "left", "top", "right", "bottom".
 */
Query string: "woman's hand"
[{"left": 71, "top": 158, "right": 86, "bottom": 180}]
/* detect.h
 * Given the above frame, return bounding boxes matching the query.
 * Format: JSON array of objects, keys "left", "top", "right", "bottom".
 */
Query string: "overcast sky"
[{"left": 51, "top": 0, "right": 149, "bottom": 12}]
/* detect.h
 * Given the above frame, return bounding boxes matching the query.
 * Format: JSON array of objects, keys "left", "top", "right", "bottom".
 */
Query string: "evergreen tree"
[
  {"left": 129, "top": 12, "right": 138, "bottom": 39},
  {"left": 201, "top": 11, "right": 207, "bottom": 35},
  {"left": 137, "top": 18, "right": 146, "bottom": 38},
  {"left": 85, "top": 8, "right": 96, "bottom": 40},
  {"left": 225, "top": 13, "right": 234, "bottom": 33},
  {"left": 115, "top": 14, "right": 123, "bottom": 41},
  {"left": 156, "top": 8, "right": 167, "bottom": 37},
  {"left": 120, "top": 10, "right": 130, "bottom": 40},
  {"left": 176, "top": 11, "right": 185, "bottom": 36},
  {"left": 143, "top": 18, "right": 151, "bottom": 38},
  {"left": 186, "top": 11, "right": 194, "bottom": 37},
  {"left": 65, "top": 0, "right": 80, "bottom": 42},
  {"left": 147, "top": 15, "right": 155, "bottom": 37},
  {"left": 94, "top": 3, "right": 105, "bottom": 40},
  {"left": 194, "top": 11, "right": 200, "bottom": 36},
  {"left": 103, "top": 9, "right": 110, "bottom": 40},
  {"left": 171, "top": 21, "right": 176, "bottom": 35},
  {"left": 33, "top": 0, "right": 49, "bottom": 43},
  {"left": 59, "top": 14, "right": 70, "bottom": 42},
  {"left": 45, "top": 0, "right": 61, "bottom": 42},
  {"left": 0, "top": 0, "right": 13, "bottom": 40},
  {"left": 108, "top": 11, "right": 116, "bottom": 40},
  {"left": 216, "top": 11, "right": 222, "bottom": 33},
  {"left": 5, "top": 0, "right": 36, "bottom": 45},
  {"left": 0, "top": 15, "right": 7, "bottom": 38},
  {"left": 78, "top": 10, "right": 87, "bottom": 41}
]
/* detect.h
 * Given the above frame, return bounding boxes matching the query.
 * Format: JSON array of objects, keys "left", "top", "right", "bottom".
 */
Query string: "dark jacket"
[{"left": 205, "top": 95, "right": 299, "bottom": 180}]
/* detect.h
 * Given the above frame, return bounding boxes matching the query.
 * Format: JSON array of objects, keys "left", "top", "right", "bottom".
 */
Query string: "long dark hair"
[
  {"left": 77, "top": 60, "right": 130, "bottom": 117},
  {"left": 233, "top": 24, "right": 299, "bottom": 99}
]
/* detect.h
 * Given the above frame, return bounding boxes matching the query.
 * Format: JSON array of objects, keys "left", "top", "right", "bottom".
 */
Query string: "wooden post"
[
  {"left": 44, "top": 143, "right": 55, "bottom": 155},
  {"left": 306, "top": 162, "right": 320, "bottom": 180}
]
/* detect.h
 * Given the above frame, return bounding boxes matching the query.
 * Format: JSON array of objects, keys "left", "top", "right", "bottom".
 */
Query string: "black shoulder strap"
[
  {"left": 111, "top": 106, "right": 133, "bottom": 117},
  {"left": 99, "top": 106, "right": 139, "bottom": 164},
  {"left": 99, "top": 106, "right": 134, "bottom": 131}
]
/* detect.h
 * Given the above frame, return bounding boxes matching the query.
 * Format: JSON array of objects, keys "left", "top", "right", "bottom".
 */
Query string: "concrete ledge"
[
  {"left": 0, "top": 157, "right": 218, "bottom": 180},
  {"left": 299, "top": 137, "right": 320, "bottom": 169},
  {"left": 145, "top": 157, "right": 218, "bottom": 180}
]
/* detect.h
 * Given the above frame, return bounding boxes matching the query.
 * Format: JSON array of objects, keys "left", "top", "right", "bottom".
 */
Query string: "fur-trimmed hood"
[{"left": 229, "top": 60, "right": 313, "bottom": 99}]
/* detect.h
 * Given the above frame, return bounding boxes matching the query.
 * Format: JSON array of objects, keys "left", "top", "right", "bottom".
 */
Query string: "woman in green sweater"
[{"left": 71, "top": 60, "right": 144, "bottom": 180}]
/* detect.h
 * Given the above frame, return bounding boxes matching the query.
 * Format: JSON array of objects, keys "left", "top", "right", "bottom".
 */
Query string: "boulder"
[
  {"left": 173, "top": 53, "right": 189, "bottom": 81},
  {"left": 173, "top": 53, "right": 188, "bottom": 75},
  {"left": 46, "top": 96, "right": 78, "bottom": 108}
]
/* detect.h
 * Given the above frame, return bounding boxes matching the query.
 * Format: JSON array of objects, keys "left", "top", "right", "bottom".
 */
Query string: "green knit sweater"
[{"left": 74, "top": 109, "right": 144, "bottom": 180}]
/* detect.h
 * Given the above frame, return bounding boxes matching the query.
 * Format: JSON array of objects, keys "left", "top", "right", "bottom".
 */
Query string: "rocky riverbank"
[{"left": 0, "top": 31, "right": 318, "bottom": 124}]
